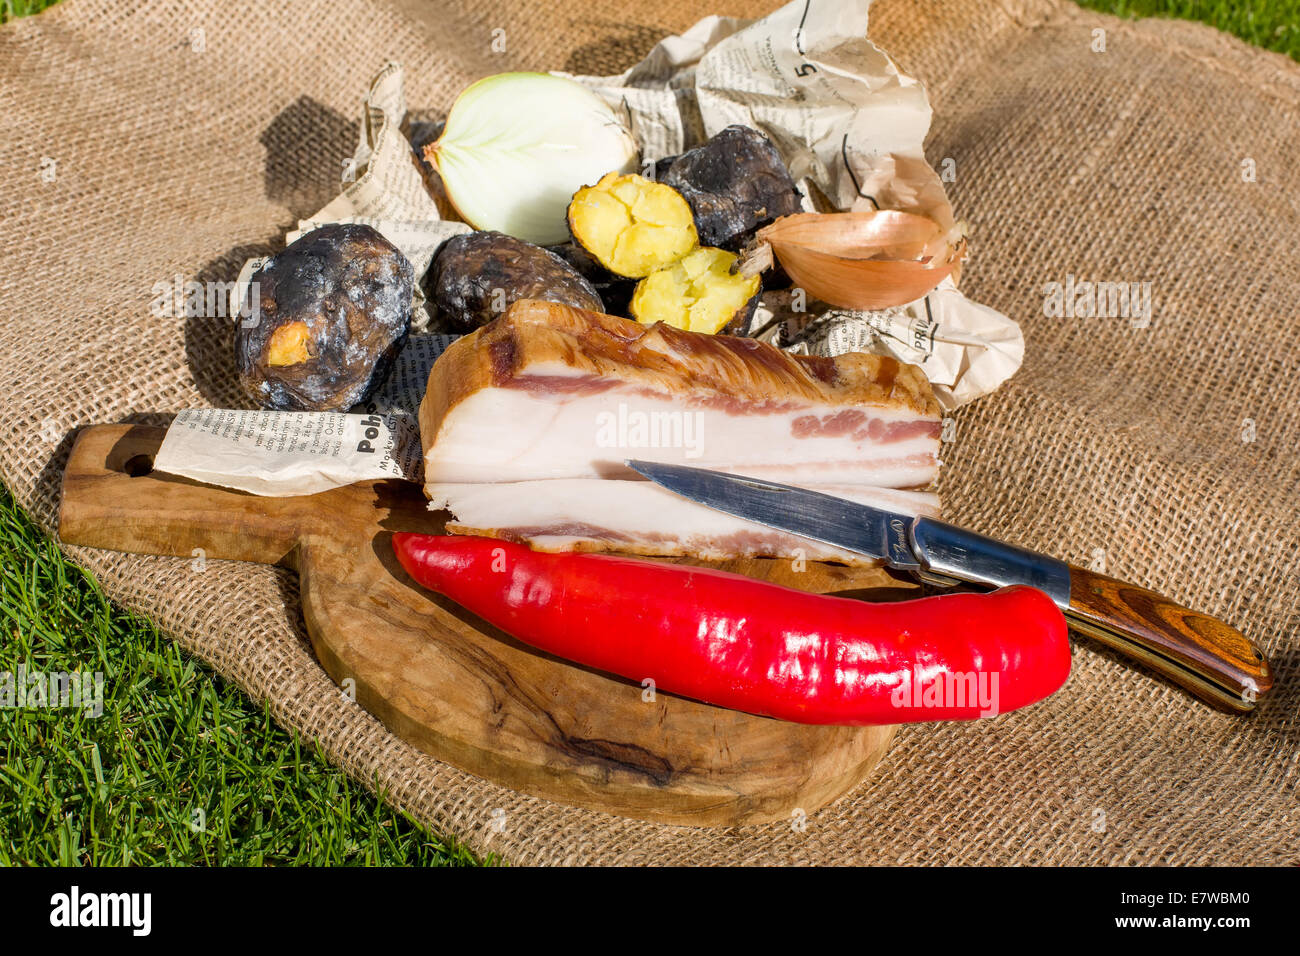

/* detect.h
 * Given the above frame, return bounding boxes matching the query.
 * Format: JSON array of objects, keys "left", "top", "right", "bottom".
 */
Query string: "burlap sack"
[{"left": 2, "top": 0, "right": 1296, "bottom": 865}]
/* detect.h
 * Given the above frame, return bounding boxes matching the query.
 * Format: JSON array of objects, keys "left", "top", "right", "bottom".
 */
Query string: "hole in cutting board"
[{"left": 123, "top": 454, "right": 154, "bottom": 477}]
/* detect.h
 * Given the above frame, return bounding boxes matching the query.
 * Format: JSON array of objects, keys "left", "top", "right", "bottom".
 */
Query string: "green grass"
[
  {"left": 1075, "top": 0, "right": 1300, "bottom": 61},
  {"left": 0, "top": 485, "right": 490, "bottom": 865},
  {"left": 1, "top": 0, "right": 1295, "bottom": 867},
  {"left": 0, "top": 0, "right": 55, "bottom": 21}
]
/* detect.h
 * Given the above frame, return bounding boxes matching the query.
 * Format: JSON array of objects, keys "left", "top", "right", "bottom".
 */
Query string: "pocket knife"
[{"left": 627, "top": 460, "right": 1272, "bottom": 712}]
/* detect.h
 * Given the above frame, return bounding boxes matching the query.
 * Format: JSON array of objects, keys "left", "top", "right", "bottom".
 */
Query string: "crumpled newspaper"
[
  {"left": 562, "top": 0, "right": 1021, "bottom": 410},
  {"left": 751, "top": 277, "right": 1025, "bottom": 409},
  {"left": 158, "top": 0, "right": 1022, "bottom": 495},
  {"left": 154, "top": 333, "right": 457, "bottom": 495}
]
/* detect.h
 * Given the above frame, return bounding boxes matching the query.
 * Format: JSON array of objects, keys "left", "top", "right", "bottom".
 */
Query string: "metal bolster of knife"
[
  {"left": 906, "top": 516, "right": 1268, "bottom": 711},
  {"left": 905, "top": 517, "right": 1073, "bottom": 608}
]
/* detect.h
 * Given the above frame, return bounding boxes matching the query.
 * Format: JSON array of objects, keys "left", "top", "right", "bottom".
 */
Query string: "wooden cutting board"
[{"left": 58, "top": 423, "right": 912, "bottom": 827}]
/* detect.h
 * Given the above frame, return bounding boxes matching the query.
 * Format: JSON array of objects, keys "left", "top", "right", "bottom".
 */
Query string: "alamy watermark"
[
  {"left": 149, "top": 274, "right": 262, "bottom": 327},
  {"left": 891, "top": 664, "right": 1000, "bottom": 717},
  {"left": 1, "top": 666, "right": 104, "bottom": 718},
  {"left": 595, "top": 403, "right": 704, "bottom": 458},
  {"left": 1043, "top": 275, "right": 1152, "bottom": 328},
  {"left": 49, "top": 886, "right": 150, "bottom": 936}
]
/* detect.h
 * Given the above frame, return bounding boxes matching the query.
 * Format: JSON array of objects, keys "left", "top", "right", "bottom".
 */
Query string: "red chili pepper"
[{"left": 392, "top": 533, "right": 1071, "bottom": 724}]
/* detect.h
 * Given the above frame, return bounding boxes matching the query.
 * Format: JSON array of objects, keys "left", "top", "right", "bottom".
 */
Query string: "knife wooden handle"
[{"left": 1064, "top": 565, "right": 1272, "bottom": 712}]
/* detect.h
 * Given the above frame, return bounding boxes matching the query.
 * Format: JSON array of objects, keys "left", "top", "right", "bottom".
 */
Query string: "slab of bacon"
[{"left": 419, "top": 300, "right": 942, "bottom": 562}]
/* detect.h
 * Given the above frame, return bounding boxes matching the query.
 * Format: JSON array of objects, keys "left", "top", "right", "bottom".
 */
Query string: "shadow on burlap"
[{"left": 1, "top": 0, "right": 1295, "bottom": 865}]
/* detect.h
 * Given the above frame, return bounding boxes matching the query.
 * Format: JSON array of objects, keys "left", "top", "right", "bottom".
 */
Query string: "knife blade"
[{"left": 626, "top": 459, "right": 1272, "bottom": 712}]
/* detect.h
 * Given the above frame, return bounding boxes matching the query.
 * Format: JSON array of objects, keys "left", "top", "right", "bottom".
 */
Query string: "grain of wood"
[{"left": 59, "top": 424, "right": 901, "bottom": 826}]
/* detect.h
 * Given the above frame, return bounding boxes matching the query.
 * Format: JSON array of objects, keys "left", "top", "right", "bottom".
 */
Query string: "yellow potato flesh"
[
  {"left": 267, "top": 320, "right": 312, "bottom": 366},
  {"left": 568, "top": 172, "right": 697, "bottom": 278},
  {"left": 630, "top": 247, "right": 759, "bottom": 334}
]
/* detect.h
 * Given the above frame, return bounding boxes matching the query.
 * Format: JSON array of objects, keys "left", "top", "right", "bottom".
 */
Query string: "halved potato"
[
  {"left": 630, "top": 247, "right": 760, "bottom": 334},
  {"left": 568, "top": 172, "right": 698, "bottom": 278}
]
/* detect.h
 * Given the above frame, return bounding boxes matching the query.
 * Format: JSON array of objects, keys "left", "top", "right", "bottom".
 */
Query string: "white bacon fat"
[
  {"left": 419, "top": 300, "right": 943, "bottom": 561},
  {"left": 428, "top": 479, "right": 940, "bottom": 566}
]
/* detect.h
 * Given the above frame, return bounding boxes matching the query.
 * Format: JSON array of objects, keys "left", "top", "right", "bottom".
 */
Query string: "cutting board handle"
[
  {"left": 58, "top": 423, "right": 326, "bottom": 567},
  {"left": 56, "top": 425, "right": 900, "bottom": 828}
]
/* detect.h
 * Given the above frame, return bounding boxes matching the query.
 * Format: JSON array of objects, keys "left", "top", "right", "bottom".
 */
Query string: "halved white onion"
[{"left": 425, "top": 72, "right": 639, "bottom": 246}]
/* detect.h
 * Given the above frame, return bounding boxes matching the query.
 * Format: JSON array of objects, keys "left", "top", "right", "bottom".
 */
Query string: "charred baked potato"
[
  {"left": 236, "top": 223, "right": 413, "bottom": 412},
  {"left": 653, "top": 125, "right": 803, "bottom": 252},
  {"left": 427, "top": 231, "right": 604, "bottom": 333},
  {"left": 547, "top": 240, "right": 637, "bottom": 316}
]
